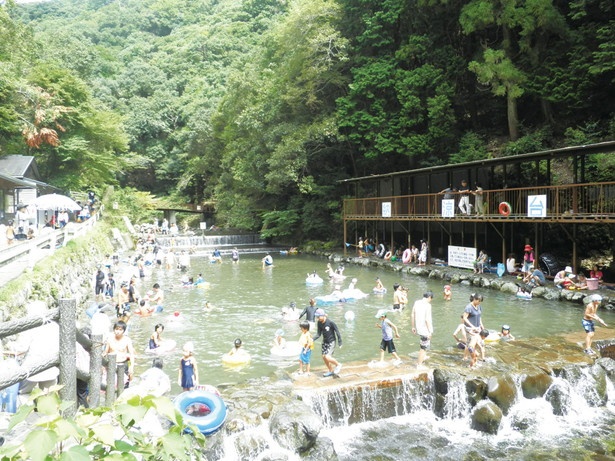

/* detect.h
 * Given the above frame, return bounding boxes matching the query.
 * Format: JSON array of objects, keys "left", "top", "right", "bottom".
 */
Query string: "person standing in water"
[
  {"left": 178, "top": 342, "right": 198, "bottom": 391},
  {"left": 583, "top": 294, "right": 607, "bottom": 355},
  {"left": 411, "top": 291, "right": 434, "bottom": 369}
]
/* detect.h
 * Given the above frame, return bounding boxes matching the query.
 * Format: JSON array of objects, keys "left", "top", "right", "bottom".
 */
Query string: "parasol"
[{"left": 29, "top": 193, "right": 82, "bottom": 211}]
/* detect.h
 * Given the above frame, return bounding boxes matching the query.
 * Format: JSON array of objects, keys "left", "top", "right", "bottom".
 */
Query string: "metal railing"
[{"left": 343, "top": 182, "right": 615, "bottom": 223}]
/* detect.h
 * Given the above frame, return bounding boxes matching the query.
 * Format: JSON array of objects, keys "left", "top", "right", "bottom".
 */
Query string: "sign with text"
[
  {"left": 441, "top": 199, "right": 455, "bottom": 218},
  {"left": 382, "top": 202, "right": 391, "bottom": 218},
  {"left": 199, "top": 222, "right": 207, "bottom": 230},
  {"left": 527, "top": 194, "right": 547, "bottom": 218},
  {"left": 448, "top": 245, "right": 477, "bottom": 269}
]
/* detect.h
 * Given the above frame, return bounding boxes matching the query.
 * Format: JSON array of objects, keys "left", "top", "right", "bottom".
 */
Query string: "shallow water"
[{"left": 115, "top": 253, "right": 614, "bottom": 392}]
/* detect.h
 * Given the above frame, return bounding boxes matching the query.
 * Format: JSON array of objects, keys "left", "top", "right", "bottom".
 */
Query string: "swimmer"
[
  {"left": 443, "top": 285, "right": 452, "bottom": 301},
  {"left": 228, "top": 338, "right": 244, "bottom": 356},
  {"left": 499, "top": 324, "right": 515, "bottom": 341},
  {"left": 272, "top": 329, "right": 286, "bottom": 348},
  {"left": 262, "top": 253, "right": 273, "bottom": 268}
]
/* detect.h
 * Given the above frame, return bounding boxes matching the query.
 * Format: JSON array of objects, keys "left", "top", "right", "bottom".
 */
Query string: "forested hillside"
[{"left": 1, "top": 0, "right": 613, "bottom": 240}]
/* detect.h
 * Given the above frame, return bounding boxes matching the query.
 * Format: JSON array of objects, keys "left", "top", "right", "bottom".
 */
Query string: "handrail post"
[
  {"left": 59, "top": 298, "right": 77, "bottom": 417},
  {"left": 105, "top": 354, "right": 117, "bottom": 406},
  {"left": 89, "top": 334, "right": 103, "bottom": 408}
]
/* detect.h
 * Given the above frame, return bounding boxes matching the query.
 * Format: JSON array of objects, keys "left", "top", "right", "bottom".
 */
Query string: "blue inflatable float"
[{"left": 174, "top": 390, "right": 227, "bottom": 435}]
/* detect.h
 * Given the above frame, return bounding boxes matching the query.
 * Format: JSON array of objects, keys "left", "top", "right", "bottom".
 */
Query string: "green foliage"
[
  {"left": 260, "top": 209, "right": 301, "bottom": 239},
  {"left": 449, "top": 132, "right": 489, "bottom": 164},
  {"left": 503, "top": 129, "right": 550, "bottom": 156},
  {"left": 0, "top": 388, "right": 205, "bottom": 461}
]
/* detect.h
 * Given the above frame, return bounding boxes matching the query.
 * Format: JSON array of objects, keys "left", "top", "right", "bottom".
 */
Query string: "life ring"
[
  {"left": 174, "top": 390, "right": 227, "bottom": 435},
  {"left": 222, "top": 351, "right": 251, "bottom": 366},
  {"left": 384, "top": 251, "right": 392, "bottom": 260},
  {"left": 402, "top": 249, "right": 411, "bottom": 264},
  {"left": 499, "top": 202, "right": 512, "bottom": 217}
]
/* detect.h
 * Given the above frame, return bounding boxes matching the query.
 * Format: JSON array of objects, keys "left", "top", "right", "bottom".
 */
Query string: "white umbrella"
[{"left": 29, "top": 193, "right": 82, "bottom": 211}]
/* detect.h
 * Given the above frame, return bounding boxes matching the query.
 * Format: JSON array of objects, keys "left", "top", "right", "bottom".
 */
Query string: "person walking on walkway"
[{"left": 313, "top": 309, "right": 343, "bottom": 377}]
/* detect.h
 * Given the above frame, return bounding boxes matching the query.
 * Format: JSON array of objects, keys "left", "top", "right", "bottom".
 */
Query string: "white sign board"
[
  {"left": 441, "top": 199, "right": 455, "bottom": 218},
  {"left": 527, "top": 194, "right": 547, "bottom": 218},
  {"left": 199, "top": 222, "right": 207, "bottom": 230},
  {"left": 382, "top": 202, "right": 391, "bottom": 218},
  {"left": 448, "top": 245, "right": 477, "bottom": 269}
]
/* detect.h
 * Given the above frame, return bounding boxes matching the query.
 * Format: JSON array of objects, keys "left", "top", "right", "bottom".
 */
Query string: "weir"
[
  {"left": 294, "top": 336, "right": 615, "bottom": 434},
  {"left": 155, "top": 233, "right": 268, "bottom": 253}
]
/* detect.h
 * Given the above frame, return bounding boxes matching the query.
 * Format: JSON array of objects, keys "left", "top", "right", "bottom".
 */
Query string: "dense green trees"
[{"left": 0, "top": 0, "right": 612, "bottom": 240}]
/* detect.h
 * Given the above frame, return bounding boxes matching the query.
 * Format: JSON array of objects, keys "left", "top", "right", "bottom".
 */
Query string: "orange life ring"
[
  {"left": 384, "top": 251, "right": 392, "bottom": 260},
  {"left": 498, "top": 201, "right": 511, "bottom": 217},
  {"left": 402, "top": 249, "right": 411, "bottom": 264}
]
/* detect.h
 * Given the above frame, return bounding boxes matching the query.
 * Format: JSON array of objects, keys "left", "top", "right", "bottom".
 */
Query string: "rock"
[
  {"left": 269, "top": 399, "right": 322, "bottom": 454},
  {"left": 433, "top": 368, "right": 463, "bottom": 395},
  {"left": 521, "top": 372, "right": 553, "bottom": 399},
  {"left": 470, "top": 400, "right": 502, "bottom": 434},
  {"left": 302, "top": 437, "right": 338, "bottom": 461},
  {"left": 232, "top": 431, "right": 270, "bottom": 460},
  {"left": 466, "top": 378, "right": 488, "bottom": 406},
  {"left": 596, "top": 357, "right": 615, "bottom": 380},
  {"left": 541, "top": 288, "right": 562, "bottom": 301},
  {"left": 545, "top": 381, "right": 571, "bottom": 415},
  {"left": 487, "top": 375, "right": 517, "bottom": 415},
  {"left": 500, "top": 282, "right": 518, "bottom": 294},
  {"left": 589, "top": 363, "right": 608, "bottom": 406}
]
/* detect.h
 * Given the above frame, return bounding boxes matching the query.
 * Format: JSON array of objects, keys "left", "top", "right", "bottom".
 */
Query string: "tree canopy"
[{"left": 0, "top": 0, "right": 612, "bottom": 240}]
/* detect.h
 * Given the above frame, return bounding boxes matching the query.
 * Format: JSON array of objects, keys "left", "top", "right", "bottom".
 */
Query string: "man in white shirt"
[{"left": 411, "top": 291, "right": 434, "bottom": 368}]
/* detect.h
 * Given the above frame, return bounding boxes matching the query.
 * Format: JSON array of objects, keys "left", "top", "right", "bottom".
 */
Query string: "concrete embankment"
[{"left": 308, "top": 251, "right": 614, "bottom": 310}]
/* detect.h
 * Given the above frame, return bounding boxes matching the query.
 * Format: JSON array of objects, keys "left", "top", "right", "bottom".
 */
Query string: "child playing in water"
[
  {"left": 298, "top": 321, "right": 313, "bottom": 374},
  {"left": 375, "top": 309, "right": 402, "bottom": 365},
  {"left": 273, "top": 329, "right": 286, "bottom": 348},
  {"left": 103, "top": 320, "right": 136, "bottom": 382},
  {"left": 178, "top": 342, "right": 199, "bottom": 391},
  {"left": 149, "top": 323, "right": 164, "bottom": 350},
  {"left": 228, "top": 338, "right": 244, "bottom": 356},
  {"left": 467, "top": 330, "right": 489, "bottom": 368},
  {"left": 498, "top": 324, "right": 515, "bottom": 341},
  {"left": 443, "top": 285, "right": 452, "bottom": 301}
]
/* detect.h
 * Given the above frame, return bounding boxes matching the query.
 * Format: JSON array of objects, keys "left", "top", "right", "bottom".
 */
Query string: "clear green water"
[{"left": 122, "top": 253, "right": 613, "bottom": 392}]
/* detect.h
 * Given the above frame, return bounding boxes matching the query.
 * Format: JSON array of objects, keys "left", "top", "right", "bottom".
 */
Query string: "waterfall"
[
  {"left": 441, "top": 379, "right": 470, "bottom": 420},
  {"left": 155, "top": 234, "right": 266, "bottom": 252}
]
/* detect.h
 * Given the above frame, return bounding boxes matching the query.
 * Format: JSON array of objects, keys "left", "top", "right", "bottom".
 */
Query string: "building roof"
[{"left": 0, "top": 155, "right": 40, "bottom": 180}]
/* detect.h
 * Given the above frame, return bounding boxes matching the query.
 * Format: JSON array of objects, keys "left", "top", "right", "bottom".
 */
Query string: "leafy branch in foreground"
[{"left": 0, "top": 386, "right": 206, "bottom": 461}]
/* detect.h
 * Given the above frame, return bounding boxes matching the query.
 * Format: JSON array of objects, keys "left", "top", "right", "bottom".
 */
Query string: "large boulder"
[
  {"left": 487, "top": 375, "right": 517, "bottom": 415},
  {"left": 470, "top": 400, "right": 502, "bottom": 434},
  {"left": 269, "top": 399, "right": 323, "bottom": 454},
  {"left": 521, "top": 372, "right": 553, "bottom": 399},
  {"left": 545, "top": 381, "right": 571, "bottom": 416},
  {"left": 500, "top": 282, "right": 518, "bottom": 295},
  {"left": 466, "top": 378, "right": 488, "bottom": 406}
]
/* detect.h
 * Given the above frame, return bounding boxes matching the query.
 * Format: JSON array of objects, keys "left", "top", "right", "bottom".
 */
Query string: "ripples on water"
[{"left": 113, "top": 253, "right": 615, "bottom": 460}]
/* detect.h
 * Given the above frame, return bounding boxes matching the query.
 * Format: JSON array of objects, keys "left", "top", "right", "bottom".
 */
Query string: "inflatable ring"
[
  {"left": 174, "top": 390, "right": 227, "bottom": 435},
  {"left": 384, "top": 251, "right": 392, "bottom": 260},
  {"left": 499, "top": 201, "right": 511, "bottom": 217},
  {"left": 402, "top": 248, "right": 411, "bottom": 264},
  {"left": 222, "top": 351, "right": 251, "bottom": 366}
]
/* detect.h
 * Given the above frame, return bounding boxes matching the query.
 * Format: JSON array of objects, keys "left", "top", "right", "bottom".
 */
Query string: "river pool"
[{"left": 117, "top": 253, "right": 613, "bottom": 391}]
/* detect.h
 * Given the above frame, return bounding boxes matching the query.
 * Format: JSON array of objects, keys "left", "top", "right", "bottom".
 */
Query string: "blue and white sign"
[
  {"left": 528, "top": 195, "right": 547, "bottom": 218},
  {"left": 442, "top": 199, "right": 455, "bottom": 218},
  {"left": 382, "top": 202, "right": 391, "bottom": 218}
]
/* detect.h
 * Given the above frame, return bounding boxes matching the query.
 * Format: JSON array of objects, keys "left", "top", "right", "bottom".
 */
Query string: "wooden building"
[{"left": 340, "top": 141, "right": 615, "bottom": 273}]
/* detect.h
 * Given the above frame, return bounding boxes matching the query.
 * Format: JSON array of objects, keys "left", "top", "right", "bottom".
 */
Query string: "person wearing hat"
[
  {"left": 411, "top": 291, "right": 434, "bottom": 368},
  {"left": 522, "top": 244, "right": 535, "bottom": 273},
  {"left": 375, "top": 309, "right": 402, "bottom": 365},
  {"left": 554, "top": 266, "right": 579, "bottom": 289},
  {"left": 582, "top": 294, "right": 607, "bottom": 355},
  {"left": 312, "top": 309, "right": 343, "bottom": 377}
]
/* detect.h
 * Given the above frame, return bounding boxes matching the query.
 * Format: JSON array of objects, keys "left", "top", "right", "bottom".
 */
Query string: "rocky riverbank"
[{"left": 309, "top": 251, "right": 614, "bottom": 310}]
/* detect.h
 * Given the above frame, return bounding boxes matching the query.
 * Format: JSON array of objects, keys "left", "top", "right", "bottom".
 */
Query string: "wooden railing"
[
  {"left": 343, "top": 182, "right": 615, "bottom": 223},
  {"left": 0, "top": 299, "right": 126, "bottom": 415}
]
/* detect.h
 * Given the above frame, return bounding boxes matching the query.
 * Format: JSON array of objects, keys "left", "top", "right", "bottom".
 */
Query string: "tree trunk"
[{"left": 507, "top": 93, "right": 519, "bottom": 141}]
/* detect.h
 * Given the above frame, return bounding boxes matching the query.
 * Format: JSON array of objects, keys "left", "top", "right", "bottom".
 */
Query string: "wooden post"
[
  {"left": 59, "top": 298, "right": 77, "bottom": 417},
  {"left": 105, "top": 354, "right": 116, "bottom": 407},
  {"left": 89, "top": 334, "right": 103, "bottom": 408},
  {"left": 116, "top": 364, "right": 126, "bottom": 397}
]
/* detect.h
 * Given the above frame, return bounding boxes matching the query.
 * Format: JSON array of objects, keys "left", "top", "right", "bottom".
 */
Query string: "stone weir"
[
  {"left": 292, "top": 334, "right": 615, "bottom": 435},
  {"left": 319, "top": 252, "right": 614, "bottom": 309}
]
